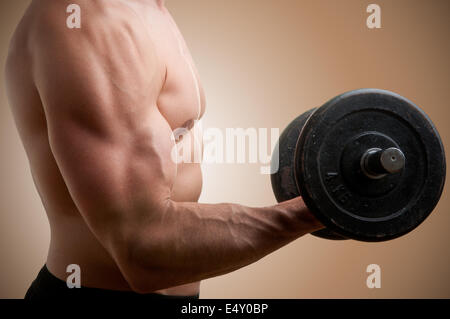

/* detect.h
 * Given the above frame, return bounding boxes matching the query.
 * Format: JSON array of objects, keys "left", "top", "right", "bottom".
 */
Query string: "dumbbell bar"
[{"left": 270, "top": 89, "right": 446, "bottom": 242}]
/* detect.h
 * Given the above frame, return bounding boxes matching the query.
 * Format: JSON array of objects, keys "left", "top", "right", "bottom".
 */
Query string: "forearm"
[{"left": 127, "top": 197, "right": 323, "bottom": 292}]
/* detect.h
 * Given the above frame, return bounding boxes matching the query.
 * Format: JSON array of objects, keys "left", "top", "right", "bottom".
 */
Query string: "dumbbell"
[{"left": 270, "top": 89, "right": 446, "bottom": 242}]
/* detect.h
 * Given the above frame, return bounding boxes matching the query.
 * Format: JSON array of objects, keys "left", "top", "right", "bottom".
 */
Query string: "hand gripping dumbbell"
[{"left": 270, "top": 89, "right": 446, "bottom": 242}]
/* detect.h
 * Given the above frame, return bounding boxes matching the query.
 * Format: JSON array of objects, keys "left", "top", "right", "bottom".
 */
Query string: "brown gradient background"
[{"left": 0, "top": 0, "right": 449, "bottom": 299}]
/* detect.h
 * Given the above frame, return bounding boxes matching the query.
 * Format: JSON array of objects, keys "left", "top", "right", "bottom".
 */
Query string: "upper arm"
[{"left": 30, "top": 1, "right": 176, "bottom": 247}]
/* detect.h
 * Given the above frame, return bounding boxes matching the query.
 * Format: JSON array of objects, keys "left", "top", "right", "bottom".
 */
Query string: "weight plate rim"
[
  {"left": 271, "top": 108, "right": 317, "bottom": 203},
  {"left": 311, "top": 228, "right": 349, "bottom": 240}
]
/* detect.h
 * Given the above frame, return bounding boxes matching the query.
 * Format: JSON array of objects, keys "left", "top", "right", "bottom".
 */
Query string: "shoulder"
[
  {"left": 22, "top": 0, "right": 164, "bottom": 88},
  {"left": 21, "top": 0, "right": 161, "bottom": 67},
  {"left": 26, "top": 0, "right": 146, "bottom": 48}
]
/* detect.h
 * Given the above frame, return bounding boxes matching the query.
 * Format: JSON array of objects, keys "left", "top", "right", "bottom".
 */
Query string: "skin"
[{"left": 5, "top": 0, "right": 324, "bottom": 295}]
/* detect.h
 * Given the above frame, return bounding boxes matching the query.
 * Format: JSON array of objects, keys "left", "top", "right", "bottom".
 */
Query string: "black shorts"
[{"left": 24, "top": 265, "right": 200, "bottom": 300}]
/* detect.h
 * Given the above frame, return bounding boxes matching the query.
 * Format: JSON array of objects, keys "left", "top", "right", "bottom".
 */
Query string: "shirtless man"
[{"left": 5, "top": 0, "right": 323, "bottom": 299}]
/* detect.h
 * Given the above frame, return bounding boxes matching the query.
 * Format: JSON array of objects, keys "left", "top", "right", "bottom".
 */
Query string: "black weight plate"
[
  {"left": 295, "top": 89, "right": 446, "bottom": 242},
  {"left": 270, "top": 109, "right": 348, "bottom": 240},
  {"left": 311, "top": 228, "right": 348, "bottom": 240}
]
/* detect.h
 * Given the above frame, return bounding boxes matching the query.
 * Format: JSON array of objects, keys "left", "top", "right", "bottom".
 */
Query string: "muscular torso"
[{"left": 6, "top": 0, "right": 205, "bottom": 295}]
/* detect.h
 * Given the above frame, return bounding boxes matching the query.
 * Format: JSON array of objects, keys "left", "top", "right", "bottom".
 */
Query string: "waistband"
[{"left": 25, "top": 264, "right": 200, "bottom": 300}]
